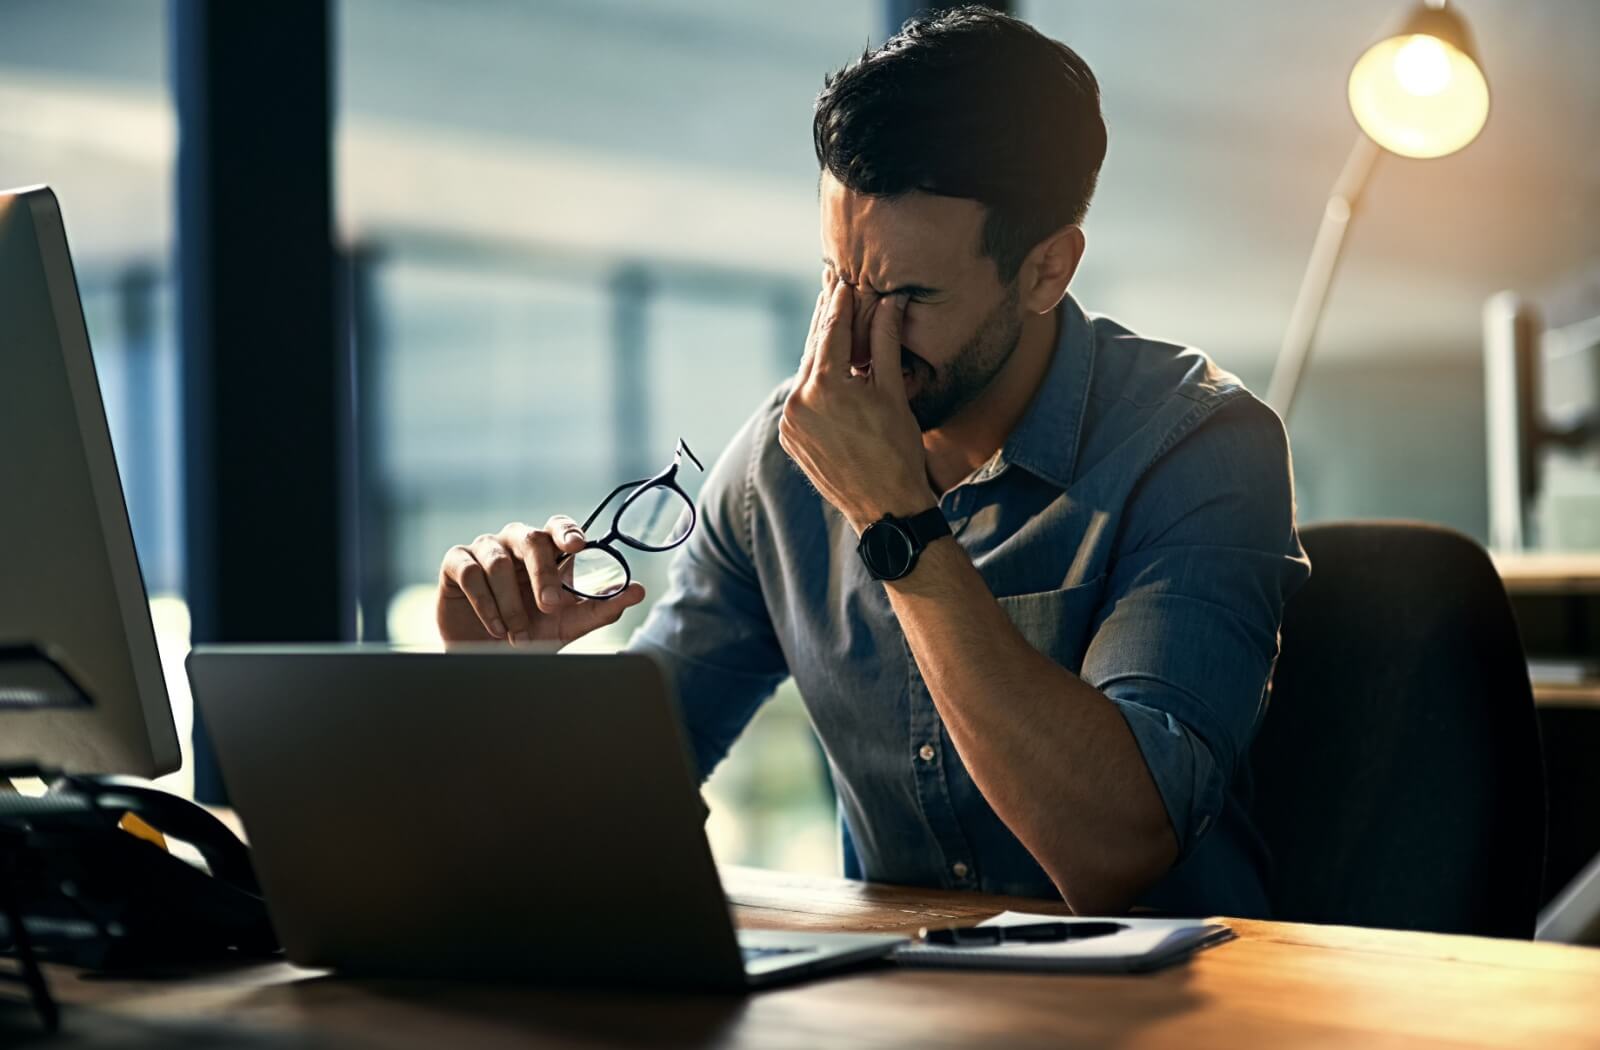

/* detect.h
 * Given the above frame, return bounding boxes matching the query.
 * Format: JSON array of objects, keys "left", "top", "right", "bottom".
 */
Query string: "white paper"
[{"left": 895, "top": 910, "right": 1232, "bottom": 971}]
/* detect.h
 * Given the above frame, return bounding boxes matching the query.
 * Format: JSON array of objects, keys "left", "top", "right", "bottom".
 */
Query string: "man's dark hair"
[{"left": 813, "top": 6, "right": 1106, "bottom": 284}]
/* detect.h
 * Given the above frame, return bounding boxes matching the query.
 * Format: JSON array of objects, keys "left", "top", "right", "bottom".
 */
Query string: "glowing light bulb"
[
  {"left": 1393, "top": 34, "right": 1452, "bottom": 96},
  {"left": 1349, "top": 24, "right": 1489, "bottom": 159}
]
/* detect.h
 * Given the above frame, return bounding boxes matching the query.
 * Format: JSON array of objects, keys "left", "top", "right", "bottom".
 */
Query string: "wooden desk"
[
  {"left": 1491, "top": 551, "right": 1600, "bottom": 709},
  {"left": 1528, "top": 675, "right": 1598, "bottom": 708},
  {"left": 1492, "top": 551, "right": 1600, "bottom": 595},
  {"left": 28, "top": 866, "right": 1600, "bottom": 1048}
]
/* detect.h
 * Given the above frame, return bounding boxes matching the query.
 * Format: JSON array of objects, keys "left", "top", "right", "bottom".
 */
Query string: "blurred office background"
[{"left": 1, "top": 0, "right": 1596, "bottom": 875}]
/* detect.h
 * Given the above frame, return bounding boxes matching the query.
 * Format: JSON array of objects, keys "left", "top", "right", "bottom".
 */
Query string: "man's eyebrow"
[{"left": 819, "top": 256, "right": 941, "bottom": 297}]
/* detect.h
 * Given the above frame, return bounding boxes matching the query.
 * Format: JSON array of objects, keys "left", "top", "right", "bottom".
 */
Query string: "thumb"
[
  {"left": 561, "top": 582, "right": 646, "bottom": 643},
  {"left": 869, "top": 294, "right": 907, "bottom": 399}
]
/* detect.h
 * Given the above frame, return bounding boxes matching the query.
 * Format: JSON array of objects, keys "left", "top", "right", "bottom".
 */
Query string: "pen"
[{"left": 919, "top": 920, "right": 1129, "bottom": 947}]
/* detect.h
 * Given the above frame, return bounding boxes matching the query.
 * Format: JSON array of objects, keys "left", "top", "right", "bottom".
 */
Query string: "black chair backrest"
[{"left": 1250, "top": 521, "right": 1546, "bottom": 937}]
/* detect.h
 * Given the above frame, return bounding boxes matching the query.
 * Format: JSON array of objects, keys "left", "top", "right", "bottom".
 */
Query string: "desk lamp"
[{"left": 1265, "top": 0, "right": 1490, "bottom": 419}]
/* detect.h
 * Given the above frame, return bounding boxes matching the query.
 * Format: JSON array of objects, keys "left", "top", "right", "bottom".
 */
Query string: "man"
[{"left": 436, "top": 7, "right": 1309, "bottom": 917}]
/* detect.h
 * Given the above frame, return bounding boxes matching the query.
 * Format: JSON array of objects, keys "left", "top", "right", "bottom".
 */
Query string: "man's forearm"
[{"left": 882, "top": 537, "right": 1178, "bottom": 913}]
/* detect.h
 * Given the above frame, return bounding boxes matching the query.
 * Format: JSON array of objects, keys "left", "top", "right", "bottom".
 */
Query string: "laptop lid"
[{"left": 187, "top": 645, "right": 747, "bottom": 987}]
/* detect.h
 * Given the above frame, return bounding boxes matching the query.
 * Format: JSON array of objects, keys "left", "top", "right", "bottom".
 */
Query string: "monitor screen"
[{"left": 0, "top": 186, "right": 179, "bottom": 776}]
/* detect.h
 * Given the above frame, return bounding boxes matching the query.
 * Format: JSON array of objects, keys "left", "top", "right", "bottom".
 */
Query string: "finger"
[
  {"left": 560, "top": 582, "right": 647, "bottom": 645},
  {"left": 850, "top": 293, "right": 875, "bottom": 373},
  {"left": 806, "top": 268, "right": 830, "bottom": 342},
  {"left": 869, "top": 293, "right": 908, "bottom": 399},
  {"left": 501, "top": 523, "right": 566, "bottom": 615},
  {"left": 797, "top": 285, "right": 828, "bottom": 383},
  {"left": 440, "top": 545, "right": 506, "bottom": 638},
  {"left": 468, "top": 535, "right": 527, "bottom": 639},
  {"left": 799, "top": 268, "right": 838, "bottom": 382},
  {"left": 810, "top": 279, "right": 854, "bottom": 382},
  {"left": 544, "top": 514, "right": 587, "bottom": 555}
]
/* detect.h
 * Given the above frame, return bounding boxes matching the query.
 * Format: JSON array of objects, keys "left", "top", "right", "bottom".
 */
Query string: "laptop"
[
  {"left": 186, "top": 645, "right": 903, "bottom": 989},
  {"left": 1538, "top": 847, "right": 1600, "bottom": 946}
]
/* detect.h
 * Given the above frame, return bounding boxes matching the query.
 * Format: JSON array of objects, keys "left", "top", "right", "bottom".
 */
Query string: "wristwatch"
[{"left": 856, "top": 506, "right": 951, "bottom": 581}]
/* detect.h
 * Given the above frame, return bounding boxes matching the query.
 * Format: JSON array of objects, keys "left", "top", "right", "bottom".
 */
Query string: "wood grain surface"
[{"left": 19, "top": 865, "right": 1600, "bottom": 1049}]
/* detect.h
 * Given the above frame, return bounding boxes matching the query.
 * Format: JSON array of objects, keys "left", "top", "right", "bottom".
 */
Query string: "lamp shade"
[{"left": 1348, "top": 1, "right": 1489, "bottom": 159}]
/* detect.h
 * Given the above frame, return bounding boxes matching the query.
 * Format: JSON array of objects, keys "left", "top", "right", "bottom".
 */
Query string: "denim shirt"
[{"left": 626, "top": 293, "right": 1310, "bottom": 918}]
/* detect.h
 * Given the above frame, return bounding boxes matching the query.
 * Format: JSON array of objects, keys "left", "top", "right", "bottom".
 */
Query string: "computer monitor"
[{"left": 0, "top": 185, "right": 179, "bottom": 777}]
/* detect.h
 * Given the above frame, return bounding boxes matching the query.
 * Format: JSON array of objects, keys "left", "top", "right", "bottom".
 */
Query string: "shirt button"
[
  {"left": 918, "top": 743, "right": 936, "bottom": 762},
  {"left": 951, "top": 861, "right": 970, "bottom": 879}
]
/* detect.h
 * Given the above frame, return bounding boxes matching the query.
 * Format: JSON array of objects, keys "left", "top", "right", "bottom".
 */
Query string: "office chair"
[{"left": 1250, "top": 521, "right": 1546, "bottom": 938}]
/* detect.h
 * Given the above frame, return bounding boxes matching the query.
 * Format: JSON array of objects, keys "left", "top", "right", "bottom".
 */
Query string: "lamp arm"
[{"left": 1265, "top": 133, "right": 1383, "bottom": 420}]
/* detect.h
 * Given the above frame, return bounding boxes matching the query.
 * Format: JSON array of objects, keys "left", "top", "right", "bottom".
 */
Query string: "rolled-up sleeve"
[
  {"left": 625, "top": 393, "right": 790, "bottom": 782},
  {"left": 1080, "top": 396, "right": 1311, "bottom": 859}
]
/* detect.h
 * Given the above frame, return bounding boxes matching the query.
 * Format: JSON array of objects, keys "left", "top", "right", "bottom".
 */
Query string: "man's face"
[{"left": 819, "top": 172, "right": 1023, "bottom": 432}]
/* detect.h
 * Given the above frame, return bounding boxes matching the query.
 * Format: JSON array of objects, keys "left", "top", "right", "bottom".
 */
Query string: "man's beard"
[{"left": 903, "top": 282, "right": 1023, "bottom": 432}]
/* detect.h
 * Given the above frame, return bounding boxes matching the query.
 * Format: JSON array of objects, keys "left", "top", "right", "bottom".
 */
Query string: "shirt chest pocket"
[{"left": 993, "top": 576, "right": 1108, "bottom": 674}]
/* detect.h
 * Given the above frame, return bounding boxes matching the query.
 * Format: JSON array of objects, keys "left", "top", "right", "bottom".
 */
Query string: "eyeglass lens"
[
  {"left": 569, "top": 546, "right": 629, "bottom": 598},
  {"left": 617, "top": 485, "right": 695, "bottom": 548}
]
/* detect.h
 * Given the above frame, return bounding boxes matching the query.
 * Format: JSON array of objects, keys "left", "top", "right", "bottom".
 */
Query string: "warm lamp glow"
[
  {"left": 1349, "top": 31, "right": 1489, "bottom": 158},
  {"left": 1270, "top": 2, "right": 1492, "bottom": 420},
  {"left": 1392, "top": 35, "right": 1452, "bottom": 96}
]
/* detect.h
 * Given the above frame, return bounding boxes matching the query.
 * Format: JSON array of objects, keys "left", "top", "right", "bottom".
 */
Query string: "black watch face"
[{"left": 860, "top": 521, "right": 916, "bottom": 579}]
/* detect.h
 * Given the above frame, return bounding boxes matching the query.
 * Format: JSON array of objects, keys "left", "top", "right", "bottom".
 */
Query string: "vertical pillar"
[
  {"left": 611, "top": 266, "right": 652, "bottom": 481},
  {"left": 174, "top": 0, "right": 346, "bottom": 802},
  {"left": 349, "top": 246, "right": 393, "bottom": 641}
]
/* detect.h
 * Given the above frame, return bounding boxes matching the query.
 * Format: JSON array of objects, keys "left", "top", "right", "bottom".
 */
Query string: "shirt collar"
[{"left": 988, "top": 292, "right": 1094, "bottom": 490}]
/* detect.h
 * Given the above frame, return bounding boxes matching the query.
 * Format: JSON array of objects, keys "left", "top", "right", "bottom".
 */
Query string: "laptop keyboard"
[{"left": 741, "top": 945, "right": 806, "bottom": 963}]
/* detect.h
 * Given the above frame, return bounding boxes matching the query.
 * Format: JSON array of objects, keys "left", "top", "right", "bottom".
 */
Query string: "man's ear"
[{"left": 1016, "top": 224, "right": 1085, "bottom": 315}]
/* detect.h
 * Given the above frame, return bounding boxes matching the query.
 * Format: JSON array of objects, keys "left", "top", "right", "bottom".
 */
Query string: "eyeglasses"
[{"left": 557, "top": 438, "right": 704, "bottom": 600}]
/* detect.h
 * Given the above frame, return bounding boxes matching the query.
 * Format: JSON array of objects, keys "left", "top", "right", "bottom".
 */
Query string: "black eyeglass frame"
[{"left": 557, "top": 438, "right": 704, "bottom": 600}]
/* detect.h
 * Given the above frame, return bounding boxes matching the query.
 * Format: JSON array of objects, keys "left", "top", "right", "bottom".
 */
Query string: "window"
[
  {"left": 0, "top": 0, "right": 191, "bottom": 794},
  {"left": 338, "top": 0, "right": 876, "bottom": 872}
]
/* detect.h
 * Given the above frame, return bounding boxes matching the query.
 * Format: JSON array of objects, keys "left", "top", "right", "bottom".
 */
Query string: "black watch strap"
[{"left": 903, "top": 505, "right": 952, "bottom": 548}]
